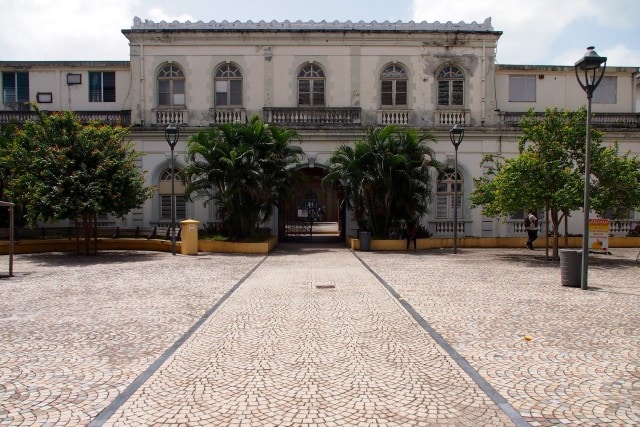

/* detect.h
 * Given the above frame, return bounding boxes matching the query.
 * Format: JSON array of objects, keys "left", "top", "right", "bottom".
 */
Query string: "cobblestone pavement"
[
  {"left": 357, "top": 247, "right": 640, "bottom": 427},
  {"left": 0, "top": 246, "right": 638, "bottom": 426}
]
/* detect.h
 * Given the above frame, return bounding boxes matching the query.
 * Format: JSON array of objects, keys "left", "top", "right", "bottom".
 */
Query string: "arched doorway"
[{"left": 278, "top": 166, "right": 344, "bottom": 243}]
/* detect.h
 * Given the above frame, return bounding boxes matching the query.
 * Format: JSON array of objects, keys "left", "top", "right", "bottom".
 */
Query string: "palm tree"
[
  {"left": 323, "top": 125, "right": 440, "bottom": 238},
  {"left": 182, "top": 115, "right": 303, "bottom": 240}
]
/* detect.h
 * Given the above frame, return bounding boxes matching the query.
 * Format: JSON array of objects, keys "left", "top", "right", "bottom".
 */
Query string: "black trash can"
[
  {"left": 560, "top": 249, "right": 582, "bottom": 287},
  {"left": 358, "top": 230, "right": 372, "bottom": 251}
]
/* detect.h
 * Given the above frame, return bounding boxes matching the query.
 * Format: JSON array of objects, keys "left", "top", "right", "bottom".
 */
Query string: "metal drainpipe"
[
  {"left": 481, "top": 40, "right": 486, "bottom": 126},
  {"left": 633, "top": 71, "right": 639, "bottom": 113}
]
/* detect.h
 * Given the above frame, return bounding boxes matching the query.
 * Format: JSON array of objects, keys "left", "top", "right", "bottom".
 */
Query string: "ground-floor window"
[
  {"left": 158, "top": 168, "right": 186, "bottom": 221},
  {"left": 436, "top": 168, "right": 463, "bottom": 219},
  {"left": 160, "top": 195, "right": 186, "bottom": 220}
]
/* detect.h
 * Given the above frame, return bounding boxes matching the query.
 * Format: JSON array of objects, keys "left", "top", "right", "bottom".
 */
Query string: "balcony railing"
[
  {"left": 500, "top": 112, "right": 640, "bottom": 128},
  {"left": 430, "top": 219, "right": 467, "bottom": 236},
  {"left": 608, "top": 219, "right": 638, "bottom": 236},
  {"left": 154, "top": 109, "right": 188, "bottom": 125},
  {"left": 210, "top": 108, "right": 246, "bottom": 124},
  {"left": 263, "top": 107, "right": 361, "bottom": 126},
  {"left": 0, "top": 110, "right": 131, "bottom": 126},
  {"left": 377, "top": 109, "right": 411, "bottom": 126},
  {"left": 435, "top": 109, "right": 469, "bottom": 127}
]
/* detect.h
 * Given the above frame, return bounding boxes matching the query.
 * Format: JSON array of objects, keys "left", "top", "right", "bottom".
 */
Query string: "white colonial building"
[{"left": 1, "top": 17, "right": 639, "bottom": 241}]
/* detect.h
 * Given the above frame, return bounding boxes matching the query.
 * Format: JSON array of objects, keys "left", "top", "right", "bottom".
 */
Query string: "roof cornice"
[{"left": 124, "top": 16, "right": 500, "bottom": 34}]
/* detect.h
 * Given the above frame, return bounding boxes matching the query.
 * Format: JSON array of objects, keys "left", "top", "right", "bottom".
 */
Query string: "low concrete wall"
[
  {"left": 2, "top": 235, "right": 637, "bottom": 255},
  {"left": 347, "top": 236, "right": 640, "bottom": 251},
  {"left": 198, "top": 236, "right": 277, "bottom": 254},
  {"left": 0, "top": 238, "right": 177, "bottom": 255},
  {"left": 0, "top": 236, "right": 279, "bottom": 255}
]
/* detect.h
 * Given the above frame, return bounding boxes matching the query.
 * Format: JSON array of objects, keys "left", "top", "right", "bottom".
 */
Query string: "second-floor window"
[
  {"left": 89, "top": 71, "right": 116, "bottom": 102},
  {"left": 2, "top": 71, "right": 29, "bottom": 109},
  {"left": 215, "top": 64, "right": 243, "bottom": 107},
  {"left": 437, "top": 65, "right": 464, "bottom": 106},
  {"left": 158, "top": 64, "right": 185, "bottom": 107},
  {"left": 298, "top": 64, "right": 325, "bottom": 106},
  {"left": 380, "top": 64, "right": 408, "bottom": 107},
  {"left": 509, "top": 75, "right": 536, "bottom": 102}
]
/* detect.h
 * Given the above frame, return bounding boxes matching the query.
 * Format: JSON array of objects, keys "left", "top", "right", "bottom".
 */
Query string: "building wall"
[
  {"left": 0, "top": 62, "right": 131, "bottom": 112},
  {"left": 2, "top": 19, "right": 639, "bottom": 237},
  {"left": 123, "top": 22, "right": 502, "bottom": 128},
  {"left": 495, "top": 65, "right": 637, "bottom": 113}
]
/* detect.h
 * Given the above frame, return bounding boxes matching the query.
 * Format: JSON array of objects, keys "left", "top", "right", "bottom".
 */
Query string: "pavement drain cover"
[{"left": 315, "top": 284, "right": 336, "bottom": 289}]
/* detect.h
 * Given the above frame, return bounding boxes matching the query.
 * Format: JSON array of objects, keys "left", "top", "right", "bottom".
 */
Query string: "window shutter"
[
  {"left": 16, "top": 72, "right": 29, "bottom": 102},
  {"left": 89, "top": 72, "right": 102, "bottom": 102},
  {"left": 2, "top": 72, "right": 16, "bottom": 104},
  {"left": 436, "top": 195, "right": 448, "bottom": 218},
  {"left": 103, "top": 72, "right": 116, "bottom": 102}
]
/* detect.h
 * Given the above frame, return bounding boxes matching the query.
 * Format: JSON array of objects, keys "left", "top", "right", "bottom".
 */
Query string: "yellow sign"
[{"left": 589, "top": 218, "right": 609, "bottom": 252}]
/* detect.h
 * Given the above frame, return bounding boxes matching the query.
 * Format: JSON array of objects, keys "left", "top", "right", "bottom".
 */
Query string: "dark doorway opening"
[{"left": 279, "top": 166, "right": 344, "bottom": 243}]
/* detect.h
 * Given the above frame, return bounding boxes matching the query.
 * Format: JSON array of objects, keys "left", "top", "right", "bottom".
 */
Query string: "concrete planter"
[{"left": 198, "top": 236, "right": 277, "bottom": 254}]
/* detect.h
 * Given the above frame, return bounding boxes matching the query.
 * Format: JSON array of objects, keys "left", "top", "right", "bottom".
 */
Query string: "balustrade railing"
[
  {"left": 0, "top": 110, "right": 131, "bottom": 126},
  {"left": 435, "top": 109, "right": 468, "bottom": 127},
  {"left": 609, "top": 219, "right": 637, "bottom": 235},
  {"left": 210, "top": 108, "right": 246, "bottom": 124},
  {"left": 501, "top": 112, "right": 639, "bottom": 128},
  {"left": 509, "top": 219, "right": 636, "bottom": 236},
  {"left": 377, "top": 109, "right": 410, "bottom": 125},
  {"left": 432, "top": 220, "right": 466, "bottom": 236},
  {"left": 154, "top": 109, "right": 187, "bottom": 125},
  {"left": 263, "top": 107, "right": 361, "bottom": 126}
]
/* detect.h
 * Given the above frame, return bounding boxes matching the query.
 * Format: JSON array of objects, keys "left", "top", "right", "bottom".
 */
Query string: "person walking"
[{"left": 525, "top": 210, "right": 538, "bottom": 250}]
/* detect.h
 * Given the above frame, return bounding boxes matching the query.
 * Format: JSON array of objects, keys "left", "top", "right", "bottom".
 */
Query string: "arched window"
[
  {"left": 380, "top": 64, "right": 408, "bottom": 107},
  {"left": 436, "top": 168, "right": 463, "bottom": 219},
  {"left": 215, "top": 63, "right": 242, "bottom": 106},
  {"left": 158, "top": 168, "right": 186, "bottom": 220},
  {"left": 437, "top": 65, "right": 464, "bottom": 106},
  {"left": 298, "top": 64, "right": 325, "bottom": 106},
  {"left": 157, "top": 64, "right": 185, "bottom": 107}
]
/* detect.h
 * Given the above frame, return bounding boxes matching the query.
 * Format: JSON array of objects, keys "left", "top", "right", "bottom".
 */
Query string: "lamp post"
[
  {"left": 449, "top": 124, "right": 464, "bottom": 254},
  {"left": 164, "top": 123, "right": 180, "bottom": 256},
  {"left": 574, "top": 46, "right": 607, "bottom": 290}
]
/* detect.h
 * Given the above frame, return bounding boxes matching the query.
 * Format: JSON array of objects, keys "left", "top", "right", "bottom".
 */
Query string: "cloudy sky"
[{"left": 1, "top": 0, "right": 638, "bottom": 66}]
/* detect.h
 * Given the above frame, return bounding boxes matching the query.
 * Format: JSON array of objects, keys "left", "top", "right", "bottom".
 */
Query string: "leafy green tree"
[
  {"left": 470, "top": 107, "right": 640, "bottom": 260},
  {"left": 7, "top": 109, "right": 152, "bottom": 254},
  {"left": 182, "top": 115, "right": 303, "bottom": 240},
  {"left": 0, "top": 123, "right": 18, "bottom": 226},
  {"left": 323, "top": 125, "right": 441, "bottom": 238}
]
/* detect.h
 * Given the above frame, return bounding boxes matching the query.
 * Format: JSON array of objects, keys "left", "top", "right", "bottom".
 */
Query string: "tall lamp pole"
[
  {"left": 449, "top": 124, "right": 465, "bottom": 254},
  {"left": 574, "top": 46, "right": 607, "bottom": 290},
  {"left": 164, "top": 124, "right": 180, "bottom": 256}
]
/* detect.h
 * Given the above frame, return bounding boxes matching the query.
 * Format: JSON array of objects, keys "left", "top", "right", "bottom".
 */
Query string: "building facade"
[{"left": 1, "top": 18, "right": 639, "bottom": 239}]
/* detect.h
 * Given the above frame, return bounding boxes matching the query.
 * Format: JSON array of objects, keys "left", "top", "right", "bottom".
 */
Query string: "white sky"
[{"left": 1, "top": 0, "right": 638, "bottom": 67}]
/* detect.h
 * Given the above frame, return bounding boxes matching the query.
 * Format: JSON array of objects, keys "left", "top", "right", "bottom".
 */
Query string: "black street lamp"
[
  {"left": 164, "top": 123, "right": 180, "bottom": 256},
  {"left": 449, "top": 124, "right": 464, "bottom": 254},
  {"left": 574, "top": 46, "right": 607, "bottom": 290}
]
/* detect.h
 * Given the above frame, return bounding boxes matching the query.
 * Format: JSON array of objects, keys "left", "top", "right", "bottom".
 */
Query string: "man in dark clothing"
[{"left": 525, "top": 210, "right": 538, "bottom": 250}]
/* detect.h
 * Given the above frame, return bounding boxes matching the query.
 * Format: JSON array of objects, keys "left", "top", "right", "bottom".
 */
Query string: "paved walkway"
[{"left": 0, "top": 245, "right": 638, "bottom": 426}]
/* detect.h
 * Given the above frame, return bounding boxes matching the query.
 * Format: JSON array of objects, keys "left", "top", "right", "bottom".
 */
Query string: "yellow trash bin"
[{"left": 180, "top": 219, "right": 200, "bottom": 255}]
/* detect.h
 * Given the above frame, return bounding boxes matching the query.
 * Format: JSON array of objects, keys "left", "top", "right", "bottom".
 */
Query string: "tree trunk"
[
  {"left": 75, "top": 219, "right": 80, "bottom": 255},
  {"left": 79, "top": 212, "right": 98, "bottom": 256},
  {"left": 550, "top": 207, "right": 560, "bottom": 261}
]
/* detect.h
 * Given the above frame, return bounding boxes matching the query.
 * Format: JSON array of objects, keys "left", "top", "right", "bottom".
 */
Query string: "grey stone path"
[{"left": 0, "top": 245, "right": 638, "bottom": 426}]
